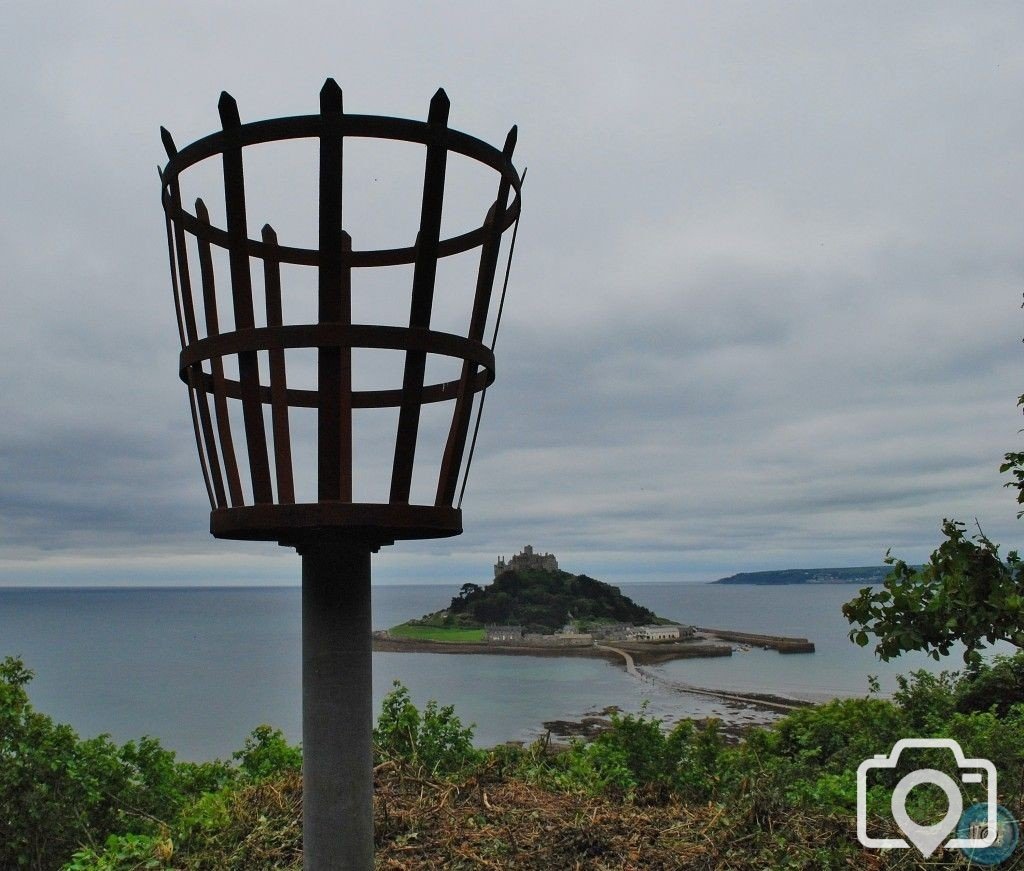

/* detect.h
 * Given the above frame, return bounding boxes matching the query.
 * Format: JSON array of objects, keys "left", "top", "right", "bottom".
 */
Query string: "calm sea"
[{"left": 0, "top": 583, "right": 1000, "bottom": 761}]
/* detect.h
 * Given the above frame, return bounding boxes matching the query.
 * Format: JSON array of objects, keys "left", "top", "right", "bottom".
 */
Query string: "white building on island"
[{"left": 628, "top": 625, "right": 683, "bottom": 641}]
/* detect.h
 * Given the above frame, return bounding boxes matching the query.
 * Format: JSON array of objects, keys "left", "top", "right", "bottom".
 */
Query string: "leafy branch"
[{"left": 843, "top": 519, "right": 1024, "bottom": 664}]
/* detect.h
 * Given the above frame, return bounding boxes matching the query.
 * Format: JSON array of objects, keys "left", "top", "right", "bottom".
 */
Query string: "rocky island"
[
  {"left": 376, "top": 546, "right": 735, "bottom": 664},
  {"left": 374, "top": 547, "right": 817, "bottom": 725}
]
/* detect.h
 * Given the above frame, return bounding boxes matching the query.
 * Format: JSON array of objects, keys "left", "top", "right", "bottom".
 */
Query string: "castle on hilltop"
[{"left": 494, "top": 545, "right": 558, "bottom": 578}]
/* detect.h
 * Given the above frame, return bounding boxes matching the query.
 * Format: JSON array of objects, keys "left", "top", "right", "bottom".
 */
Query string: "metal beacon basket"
[
  {"left": 157, "top": 80, "right": 522, "bottom": 871},
  {"left": 159, "top": 80, "right": 522, "bottom": 548}
]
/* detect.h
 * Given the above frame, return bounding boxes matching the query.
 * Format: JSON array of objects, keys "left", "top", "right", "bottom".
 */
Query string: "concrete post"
[{"left": 300, "top": 541, "right": 374, "bottom": 870}]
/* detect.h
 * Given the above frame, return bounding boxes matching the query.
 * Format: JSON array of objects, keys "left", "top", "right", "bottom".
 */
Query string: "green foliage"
[
  {"left": 955, "top": 651, "right": 1024, "bottom": 716},
  {"left": 0, "top": 656, "right": 228, "bottom": 870},
  {"left": 442, "top": 568, "right": 659, "bottom": 632},
  {"left": 232, "top": 724, "right": 301, "bottom": 781},
  {"left": 63, "top": 833, "right": 170, "bottom": 871},
  {"left": 539, "top": 708, "right": 724, "bottom": 803},
  {"left": 769, "top": 697, "right": 906, "bottom": 774},
  {"left": 373, "top": 681, "right": 483, "bottom": 777},
  {"left": 842, "top": 519, "right": 1024, "bottom": 663},
  {"left": 1000, "top": 391, "right": 1024, "bottom": 518},
  {"left": 890, "top": 668, "right": 959, "bottom": 732}
]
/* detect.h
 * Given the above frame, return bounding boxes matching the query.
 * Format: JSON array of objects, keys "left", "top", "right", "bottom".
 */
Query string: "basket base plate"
[{"left": 210, "top": 503, "right": 462, "bottom": 546}]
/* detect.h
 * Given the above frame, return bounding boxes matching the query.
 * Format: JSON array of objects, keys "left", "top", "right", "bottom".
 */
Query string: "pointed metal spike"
[
  {"left": 261, "top": 223, "right": 278, "bottom": 243},
  {"left": 194, "top": 198, "right": 209, "bottom": 222},
  {"left": 157, "top": 165, "right": 164, "bottom": 182},
  {"left": 428, "top": 88, "right": 450, "bottom": 123},
  {"left": 503, "top": 125, "right": 517, "bottom": 156},
  {"left": 160, "top": 126, "right": 177, "bottom": 157},
  {"left": 218, "top": 91, "right": 241, "bottom": 127},
  {"left": 320, "top": 78, "right": 343, "bottom": 112}
]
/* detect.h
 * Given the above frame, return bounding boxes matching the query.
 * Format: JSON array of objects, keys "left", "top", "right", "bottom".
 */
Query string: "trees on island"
[{"left": 444, "top": 569, "right": 658, "bottom": 633}]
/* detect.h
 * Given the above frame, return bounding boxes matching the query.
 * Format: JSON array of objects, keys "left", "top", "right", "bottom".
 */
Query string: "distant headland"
[{"left": 712, "top": 566, "right": 892, "bottom": 585}]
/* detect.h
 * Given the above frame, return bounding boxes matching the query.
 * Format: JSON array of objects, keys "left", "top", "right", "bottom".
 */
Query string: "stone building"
[
  {"left": 484, "top": 626, "right": 592, "bottom": 647},
  {"left": 590, "top": 622, "right": 633, "bottom": 641},
  {"left": 485, "top": 625, "right": 525, "bottom": 643},
  {"left": 522, "top": 632, "right": 593, "bottom": 647},
  {"left": 494, "top": 544, "right": 559, "bottom": 578},
  {"left": 627, "top": 625, "right": 686, "bottom": 641}
]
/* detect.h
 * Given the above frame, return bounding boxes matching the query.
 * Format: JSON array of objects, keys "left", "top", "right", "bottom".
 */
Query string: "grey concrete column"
[{"left": 300, "top": 541, "right": 374, "bottom": 871}]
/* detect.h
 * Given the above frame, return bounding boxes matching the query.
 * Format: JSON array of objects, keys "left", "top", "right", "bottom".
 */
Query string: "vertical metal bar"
[
  {"left": 191, "top": 369, "right": 227, "bottom": 509},
  {"left": 185, "top": 371, "right": 217, "bottom": 509},
  {"left": 168, "top": 196, "right": 200, "bottom": 348},
  {"left": 161, "top": 204, "right": 218, "bottom": 511},
  {"left": 196, "top": 199, "right": 245, "bottom": 507},
  {"left": 219, "top": 91, "right": 274, "bottom": 505},
  {"left": 160, "top": 193, "right": 186, "bottom": 349},
  {"left": 338, "top": 231, "right": 353, "bottom": 502},
  {"left": 301, "top": 541, "right": 374, "bottom": 871},
  {"left": 159, "top": 141, "right": 220, "bottom": 510},
  {"left": 486, "top": 168, "right": 527, "bottom": 352},
  {"left": 262, "top": 224, "right": 296, "bottom": 504},
  {"left": 160, "top": 132, "right": 187, "bottom": 351},
  {"left": 317, "top": 79, "right": 351, "bottom": 502},
  {"left": 171, "top": 207, "right": 224, "bottom": 508},
  {"left": 435, "top": 128, "right": 516, "bottom": 506},
  {"left": 389, "top": 89, "right": 450, "bottom": 503},
  {"left": 434, "top": 209, "right": 498, "bottom": 506},
  {"left": 457, "top": 170, "right": 525, "bottom": 509},
  {"left": 169, "top": 201, "right": 227, "bottom": 510}
]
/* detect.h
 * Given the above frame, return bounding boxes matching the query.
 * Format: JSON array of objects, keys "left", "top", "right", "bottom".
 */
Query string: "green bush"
[
  {"left": 891, "top": 668, "right": 959, "bottom": 731},
  {"left": 542, "top": 708, "right": 723, "bottom": 802},
  {"left": 232, "top": 724, "right": 301, "bottom": 780},
  {"left": 0, "top": 656, "right": 240, "bottom": 870},
  {"left": 63, "top": 833, "right": 170, "bottom": 871},
  {"left": 373, "top": 681, "right": 483, "bottom": 777},
  {"left": 955, "top": 652, "right": 1024, "bottom": 716}
]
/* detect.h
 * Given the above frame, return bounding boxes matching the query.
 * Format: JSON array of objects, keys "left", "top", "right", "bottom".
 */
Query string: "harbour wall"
[{"left": 696, "top": 627, "right": 815, "bottom": 654}]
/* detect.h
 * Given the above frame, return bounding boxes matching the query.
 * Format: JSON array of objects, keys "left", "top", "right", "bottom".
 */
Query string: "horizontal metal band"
[
  {"left": 162, "top": 191, "right": 520, "bottom": 268},
  {"left": 164, "top": 114, "right": 514, "bottom": 184},
  {"left": 187, "top": 366, "right": 490, "bottom": 409},
  {"left": 181, "top": 323, "right": 493, "bottom": 375},
  {"left": 160, "top": 113, "right": 521, "bottom": 268},
  {"left": 210, "top": 502, "right": 462, "bottom": 543},
  {"left": 179, "top": 324, "right": 494, "bottom": 409}
]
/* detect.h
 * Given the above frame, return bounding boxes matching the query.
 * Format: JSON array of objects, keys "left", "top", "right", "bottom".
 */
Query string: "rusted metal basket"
[{"left": 159, "top": 81, "right": 522, "bottom": 546}]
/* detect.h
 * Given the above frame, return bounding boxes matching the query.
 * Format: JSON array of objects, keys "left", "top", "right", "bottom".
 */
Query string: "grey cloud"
[{"left": 1, "top": 3, "right": 1022, "bottom": 586}]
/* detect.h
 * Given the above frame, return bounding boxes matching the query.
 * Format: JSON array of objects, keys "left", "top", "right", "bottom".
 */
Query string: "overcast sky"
[{"left": 1, "top": 2, "right": 1022, "bottom": 587}]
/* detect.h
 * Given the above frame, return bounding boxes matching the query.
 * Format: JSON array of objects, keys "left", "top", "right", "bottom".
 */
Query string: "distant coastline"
[{"left": 712, "top": 566, "right": 892, "bottom": 585}]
